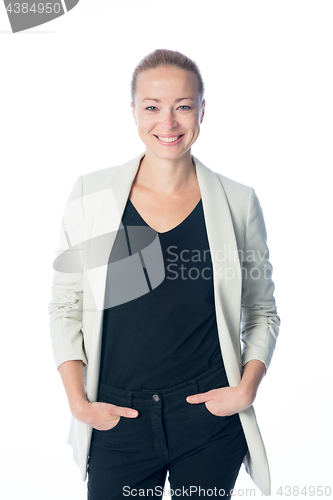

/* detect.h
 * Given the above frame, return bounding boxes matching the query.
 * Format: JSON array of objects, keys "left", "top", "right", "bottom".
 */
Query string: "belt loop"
[{"left": 127, "top": 391, "right": 133, "bottom": 408}]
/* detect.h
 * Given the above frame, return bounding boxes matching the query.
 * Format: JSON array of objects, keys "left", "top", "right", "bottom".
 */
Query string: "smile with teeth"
[{"left": 155, "top": 135, "right": 184, "bottom": 143}]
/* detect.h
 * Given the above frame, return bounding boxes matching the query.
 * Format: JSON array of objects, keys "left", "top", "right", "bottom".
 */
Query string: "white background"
[{"left": 1, "top": 1, "right": 332, "bottom": 498}]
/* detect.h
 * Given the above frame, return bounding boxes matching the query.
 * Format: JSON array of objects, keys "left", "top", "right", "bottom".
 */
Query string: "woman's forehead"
[{"left": 136, "top": 66, "right": 200, "bottom": 96}]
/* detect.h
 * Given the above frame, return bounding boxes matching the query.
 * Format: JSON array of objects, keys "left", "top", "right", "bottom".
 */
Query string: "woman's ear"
[
  {"left": 131, "top": 102, "right": 137, "bottom": 125},
  {"left": 200, "top": 100, "right": 206, "bottom": 124}
]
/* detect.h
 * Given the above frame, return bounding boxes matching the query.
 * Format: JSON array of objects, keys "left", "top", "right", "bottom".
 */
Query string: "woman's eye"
[{"left": 145, "top": 105, "right": 191, "bottom": 111}]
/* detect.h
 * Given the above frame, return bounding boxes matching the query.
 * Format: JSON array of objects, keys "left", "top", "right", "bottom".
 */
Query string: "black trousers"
[{"left": 87, "top": 360, "right": 248, "bottom": 499}]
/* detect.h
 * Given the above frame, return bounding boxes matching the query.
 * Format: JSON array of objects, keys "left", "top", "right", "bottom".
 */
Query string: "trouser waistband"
[{"left": 97, "top": 359, "right": 229, "bottom": 408}]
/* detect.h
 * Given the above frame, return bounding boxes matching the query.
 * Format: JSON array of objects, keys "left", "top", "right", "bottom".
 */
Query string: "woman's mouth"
[{"left": 153, "top": 134, "right": 185, "bottom": 145}]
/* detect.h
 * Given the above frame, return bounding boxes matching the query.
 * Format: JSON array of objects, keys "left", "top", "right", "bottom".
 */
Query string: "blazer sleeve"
[
  {"left": 240, "top": 187, "right": 280, "bottom": 372},
  {"left": 47, "top": 175, "right": 88, "bottom": 370}
]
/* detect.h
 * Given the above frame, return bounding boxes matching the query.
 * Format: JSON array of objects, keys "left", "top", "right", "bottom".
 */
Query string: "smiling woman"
[
  {"left": 48, "top": 48, "right": 280, "bottom": 500},
  {"left": 131, "top": 65, "right": 204, "bottom": 161},
  {"left": 128, "top": 54, "right": 206, "bottom": 234}
]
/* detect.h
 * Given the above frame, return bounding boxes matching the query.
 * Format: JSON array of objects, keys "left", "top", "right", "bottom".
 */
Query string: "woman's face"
[{"left": 131, "top": 65, "right": 205, "bottom": 162}]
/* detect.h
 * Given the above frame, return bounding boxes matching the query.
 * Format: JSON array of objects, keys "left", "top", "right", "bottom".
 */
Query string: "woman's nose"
[{"left": 161, "top": 111, "right": 178, "bottom": 129}]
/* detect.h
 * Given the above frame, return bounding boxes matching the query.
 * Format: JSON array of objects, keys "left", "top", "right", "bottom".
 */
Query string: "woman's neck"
[{"left": 135, "top": 150, "right": 197, "bottom": 196}]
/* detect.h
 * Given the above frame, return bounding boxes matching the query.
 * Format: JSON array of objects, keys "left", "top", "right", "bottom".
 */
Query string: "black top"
[{"left": 98, "top": 197, "right": 226, "bottom": 390}]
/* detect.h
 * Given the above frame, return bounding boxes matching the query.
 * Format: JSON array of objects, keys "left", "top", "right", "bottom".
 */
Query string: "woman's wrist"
[
  {"left": 237, "top": 359, "right": 266, "bottom": 406},
  {"left": 70, "top": 398, "right": 91, "bottom": 423},
  {"left": 236, "top": 381, "right": 257, "bottom": 407}
]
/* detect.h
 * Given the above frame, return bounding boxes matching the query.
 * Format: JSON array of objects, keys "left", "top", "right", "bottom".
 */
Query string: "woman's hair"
[{"left": 131, "top": 48, "right": 205, "bottom": 106}]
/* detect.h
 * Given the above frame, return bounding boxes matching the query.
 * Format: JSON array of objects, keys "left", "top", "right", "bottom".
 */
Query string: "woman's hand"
[
  {"left": 186, "top": 360, "right": 267, "bottom": 417},
  {"left": 72, "top": 400, "right": 139, "bottom": 431},
  {"left": 186, "top": 385, "right": 255, "bottom": 417}
]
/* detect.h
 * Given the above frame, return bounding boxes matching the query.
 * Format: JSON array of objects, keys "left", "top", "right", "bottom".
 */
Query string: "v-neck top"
[
  {"left": 98, "top": 196, "right": 226, "bottom": 391},
  {"left": 127, "top": 197, "right": 202, "bottom": 235}
]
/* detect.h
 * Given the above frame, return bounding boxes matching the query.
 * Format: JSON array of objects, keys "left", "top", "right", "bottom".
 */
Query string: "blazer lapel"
[
  {"left": 86, "top": 152, "right": 243, "bottom": 387},
  {"left": 194, "top": 156, "right": 243, "bottom": 386},
  {"left": 85, "top": 153, "right": 146, "bottom": 312}
]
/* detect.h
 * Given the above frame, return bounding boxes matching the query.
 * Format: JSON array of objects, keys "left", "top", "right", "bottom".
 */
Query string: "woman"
[{"left": 48, "top": 49, "right": 280, "bottom": 499}]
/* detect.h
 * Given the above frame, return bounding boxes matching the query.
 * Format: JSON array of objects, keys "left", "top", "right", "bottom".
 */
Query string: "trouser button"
[{"left": 152, "top": 394, "right": 160, "bottom": 402}]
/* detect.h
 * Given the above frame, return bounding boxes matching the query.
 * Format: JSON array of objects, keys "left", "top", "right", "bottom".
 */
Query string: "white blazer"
[{"left": 48, "top": 152, "right": 280, "bottom": 496}]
